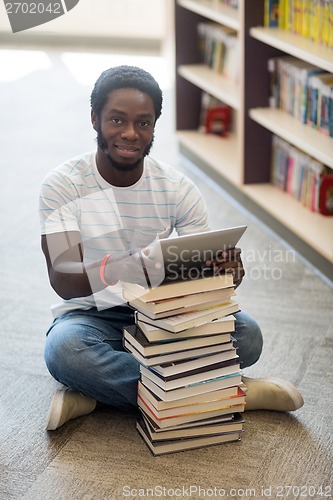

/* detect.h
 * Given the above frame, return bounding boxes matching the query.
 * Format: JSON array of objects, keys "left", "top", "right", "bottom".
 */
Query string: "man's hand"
[
  {"left": 105, "top": 248, "right": 165, "bottom": 288},
  {"left": 205, "top": 247, "right": 245, "bottom": 288}
]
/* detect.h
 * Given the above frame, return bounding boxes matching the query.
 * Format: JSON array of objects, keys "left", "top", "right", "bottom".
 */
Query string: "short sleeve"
[
  {"left": 175, "top": 176, "right": 210, "bottom": 236},
  {"left": 39, "top": 170, "right": 80, "bottom": 235}
]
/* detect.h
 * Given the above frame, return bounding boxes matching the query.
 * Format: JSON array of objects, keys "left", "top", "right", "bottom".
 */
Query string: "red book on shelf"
[
  {"left": 205, "top": 106, "right": 231, "bottom": 137},
  {"left": 319, "top": 175, "right": 333, "bottom": 215}
]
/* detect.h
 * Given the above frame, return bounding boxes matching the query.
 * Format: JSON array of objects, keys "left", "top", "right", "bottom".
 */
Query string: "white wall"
[{"left": 0, "top": 0, "right": 167, "bottom": 40}]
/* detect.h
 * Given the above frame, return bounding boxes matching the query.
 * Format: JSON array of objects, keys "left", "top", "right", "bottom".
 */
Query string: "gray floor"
[{"left": 1, "top": 47, "right": 333, "bottom": 500}]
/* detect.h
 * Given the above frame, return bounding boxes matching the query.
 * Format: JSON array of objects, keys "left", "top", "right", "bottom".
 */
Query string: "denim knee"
[{"left": 233, "top": 311, "right": 263, "bottom": 368}]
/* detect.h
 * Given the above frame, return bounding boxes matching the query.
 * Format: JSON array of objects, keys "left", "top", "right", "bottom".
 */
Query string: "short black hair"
[{"left": 90, "top": 65, "right": 163, "bottom": 121}]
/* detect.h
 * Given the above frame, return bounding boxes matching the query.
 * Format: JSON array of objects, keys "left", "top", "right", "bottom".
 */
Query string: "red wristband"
[{"left": 100, "top": 254, "right": 118, "bottom": 287}]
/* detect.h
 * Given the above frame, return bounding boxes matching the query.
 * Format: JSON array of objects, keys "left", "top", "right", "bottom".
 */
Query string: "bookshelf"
[{"left": 174, "top": 0, "right": 333, "bottom": 280}]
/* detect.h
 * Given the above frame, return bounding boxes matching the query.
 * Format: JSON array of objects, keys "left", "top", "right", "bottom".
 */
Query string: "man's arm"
[{"left": 41, "top": 231, "right": 164, "bottom": 300}]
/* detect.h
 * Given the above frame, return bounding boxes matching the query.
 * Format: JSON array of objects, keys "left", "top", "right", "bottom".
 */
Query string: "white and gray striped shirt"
[{"left": 39, "top": 151, "right": 210, "bottom": 317}]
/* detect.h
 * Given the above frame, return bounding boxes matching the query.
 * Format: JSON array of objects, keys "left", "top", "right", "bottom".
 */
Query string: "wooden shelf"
[
  {"left": 249, "top": 108, "right": 333, "bottom": 169},
  {"left": 242, "top": 183, "right": 333, "bottom": 263},
  {"left": 177, "top": 130, "right": 242, "bottom": 186},
  {"left": 177, "top": 0, "right": 240, "bottom": 30},
  {"left": 250, "top": 27, "right": 333, "bottom": 73},
  {"left": 175, "top": 1, "right": 333, "bottom": 277},
  {"left": 178, "top": 64, "right": 240, "bottom": 109}
]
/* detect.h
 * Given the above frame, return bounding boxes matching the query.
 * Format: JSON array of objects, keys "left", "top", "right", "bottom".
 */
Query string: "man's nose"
[{"left": 121, "top": 123, "right": 138, "bottom": 140}]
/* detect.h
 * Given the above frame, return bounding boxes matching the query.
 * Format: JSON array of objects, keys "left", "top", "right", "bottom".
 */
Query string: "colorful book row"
[
  {"left": 197, "top": 22, "right": 239, "bottom": 82},
  {"left": 264, "top": 0, "right": 333, "bottom": 48},
  {"left": 271, "top": 135, "right": 333, "bottom": 215},
  {"left": 268, "top": 55, "right": 333, "bottom": 136}
]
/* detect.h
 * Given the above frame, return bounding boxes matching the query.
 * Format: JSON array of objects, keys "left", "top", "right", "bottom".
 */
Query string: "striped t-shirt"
[{"left": 39, "top": 151, "right": 210, "bottom": 317}]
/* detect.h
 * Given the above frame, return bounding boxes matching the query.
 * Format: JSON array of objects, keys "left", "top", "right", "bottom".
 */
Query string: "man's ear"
[{"left": 91, "top": 110, "right": 98, "bottom": 131}]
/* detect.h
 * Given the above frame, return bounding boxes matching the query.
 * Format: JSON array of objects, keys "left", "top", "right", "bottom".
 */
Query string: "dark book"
[
  {"left": 149, "top": 352, "right": 239, "bottom": 379},
  {"left": 140, "top": 412, "right": 244, "bottom": 441},
  {"left": 137, "top": 315, "right": 235, "bottom": 343},
  {"left": 123, "top": 324, "right": 235, "bottom": 357},
  {"left": 124, "top": 338, "right": 235, "bottom": 367},
  {"left": 140, "top": 372, "right": 243, "bottom": 402},
  {"left": 122, "top": 273, "right": 234, "bottom": 303},
  {"left": 138, "top": 380, "right": 241, "bottom": 411},
  {"left": 140, "top": 360, "right": 240, "bottom": 391},
  {"left": 136, "top": 300, "right": 239, "bottom": 333},
  {"left": 138, "top": 387, "right": 246, "bottom": 420},
  {"left": 124, "top": 286, "right": 235, "bottom": 319}
]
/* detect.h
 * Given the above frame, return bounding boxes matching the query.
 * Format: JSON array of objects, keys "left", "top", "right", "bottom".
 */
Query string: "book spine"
[{"left": 271, "top": 134, "right": 330, "bottom": 213}]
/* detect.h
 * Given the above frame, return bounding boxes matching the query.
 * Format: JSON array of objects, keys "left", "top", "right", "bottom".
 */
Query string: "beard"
[{"left": 96, "top": 125, "right": 154, "bottom": 172}]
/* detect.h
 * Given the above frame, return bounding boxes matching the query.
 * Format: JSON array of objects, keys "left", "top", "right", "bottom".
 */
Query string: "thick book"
[
  {"left": 123, "top": 324, "right": 233, "bottom": 357},
  {"left": 136, "top": 417, "right": 242, "bottom": 455},
  {"left": 138, "top": 387, "right": 246, "bottom": 419},
  {"left": 137, "top": 315, "right": 235, "bottom": 342},
  {"left": 140, "top": 372, "right": 243, "bottom": 402},
  {"left": 124, "top": 338, "right": 235, "bottom": 367},
  {"left": 140, "top": 360, "right": 240, "bottom": 391},
  {"left": 137, "top": 381, "right": 241, "bottom": 411},
  {"left": 124, "top": 286, "right": 235, "bottom": 319},
  {"left": 145, "top": 358, "right": 240, "bottom": 383},
  {"left": 149, "top": 348, "right": 238, "bottom": 377},
  {"left": 140, "top": 412, "right": 244, "bottom": 441},
  {"left": 136, "top": 300, "right": 239, "bottom": 333},
  {"left": 122, "top": 273, "right": 234, "bottom": 303},
  {"left": 138, "top": 396, "right": 245, "bottom": 429}
]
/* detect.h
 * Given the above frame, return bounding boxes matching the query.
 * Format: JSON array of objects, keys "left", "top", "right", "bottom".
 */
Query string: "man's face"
[{"left": 93, "top": 88, "right": 156, "bottom": 171}]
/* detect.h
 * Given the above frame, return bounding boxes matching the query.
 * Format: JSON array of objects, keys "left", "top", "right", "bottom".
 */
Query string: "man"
[{"left": 39, "top": 66, "right": 303, "bottom": 431}]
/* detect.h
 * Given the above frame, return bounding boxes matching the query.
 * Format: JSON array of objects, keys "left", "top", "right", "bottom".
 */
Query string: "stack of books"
[{"left": 122, "top": 274, "right": 246, "bottom": 455}]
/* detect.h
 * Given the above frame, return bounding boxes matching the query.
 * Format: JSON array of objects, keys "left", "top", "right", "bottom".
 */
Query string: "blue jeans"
[{"left": 44, "top": 306, "right": 263, "bottom": 412}]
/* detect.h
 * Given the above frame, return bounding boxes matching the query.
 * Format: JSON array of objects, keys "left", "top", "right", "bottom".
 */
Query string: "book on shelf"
[
  {"left": 136, "top": 416, "right": 242, "bottom": 456},
  {"left": 139, "top": 412, "right": 244, "bottom": 442},
  {"left": 306, "top": 73, "right": 333, "bottom": 131},
  {"left": 271, "top": 134, "right": 333, "bottom": 215},
  {"left": 264, "top": 0, "right": 279, "bottom": 27},
  {"left": 124, "top": 337, "right": 235, "bottom": 368},
  {"left": 136, "top": 300, "right": 239, "bottom": 334},
  {"left": 268, "top": 55, "right": 328, "bottom": 125},
  {"left": 123, "top": 324, "right": 234, "bottom": 358},
  {"left": 140, "top": 372, "right": 243, "bottom": 402},
  {"left": 124, "top": 286, "right": 235, "bottom": 320},
  {"left": 199, "top": 92, "right": 233, "bottom": 137},
  {"left": 122, "top": 272, "right": 234, "bottom": 303},
  {"left": 140, "top": 360, "right": 240, "bottom": 392},
  {"left": 137, "top": 381, "right": 241, "bottom": 412},
  {"left": 319, "top": 174, "right": 333, "bottom": 215},
  {"left": 197, "top": 22, "right": 239, "bottom": 81},
  {"left": 267, "top": 0, "right": 333, "bottom": 49}
]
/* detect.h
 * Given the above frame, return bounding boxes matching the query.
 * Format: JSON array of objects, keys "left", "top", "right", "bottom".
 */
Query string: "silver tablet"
[{"left": 148, "top": 225, "right": 247, "bottom": 280}]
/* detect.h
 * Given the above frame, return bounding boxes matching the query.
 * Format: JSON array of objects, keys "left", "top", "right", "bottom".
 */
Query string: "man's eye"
[
  {"left": 111, "top": 118, "right": 122, "bottom": 124},
  {"left": 139, "top": 121, "right": 150, "bottom": 127}
]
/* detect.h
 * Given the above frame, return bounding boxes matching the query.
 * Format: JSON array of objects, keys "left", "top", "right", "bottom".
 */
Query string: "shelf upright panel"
[
  {"left": 175, "top": 1, "right": 203, "bottom": 131},
  {"left": 241, "top": 0, "right": 283, "bottom": 184}
]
